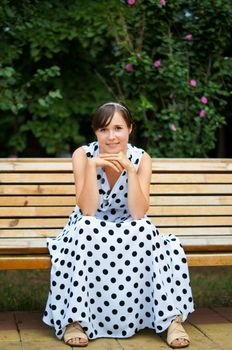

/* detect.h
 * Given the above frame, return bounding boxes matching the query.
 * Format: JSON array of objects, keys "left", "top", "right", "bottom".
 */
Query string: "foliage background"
[{"left": 0, "top": 0, "right": 232, "bottom": 157}]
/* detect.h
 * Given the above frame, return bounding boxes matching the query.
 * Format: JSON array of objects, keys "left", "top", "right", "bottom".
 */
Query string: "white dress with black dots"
[{"left": 43, "top": 142, "right": 194, "bottom": 340}]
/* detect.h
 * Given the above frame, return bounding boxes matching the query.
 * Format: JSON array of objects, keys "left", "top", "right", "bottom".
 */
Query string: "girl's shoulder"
[
  {"left": 127, "top": 144, "right": 146, "bottom": 169},
  {"left": 81, "top": 141, "right": 99, "bottom": 158}
]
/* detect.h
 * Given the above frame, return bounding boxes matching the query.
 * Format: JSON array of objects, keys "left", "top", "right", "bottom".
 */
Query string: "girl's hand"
[
  {"left": 89, "top": 156, "right": 123, "bottom": 172},
  {"left": 99, "top": 152, "right": 135, "bottom": 172}
]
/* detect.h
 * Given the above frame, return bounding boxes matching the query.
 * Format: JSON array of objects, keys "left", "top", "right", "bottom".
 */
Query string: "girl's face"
[{"left": 95, "top": 111, "right": 132, "bottom": 154}]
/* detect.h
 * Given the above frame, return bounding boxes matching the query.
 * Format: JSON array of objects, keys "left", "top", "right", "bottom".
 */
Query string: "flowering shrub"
[
  {"left": 0, "top": 0, "right": 231, "bottom": 157},
  {"left": 105, "top": 0, "right": 232, "bottom": 157}
]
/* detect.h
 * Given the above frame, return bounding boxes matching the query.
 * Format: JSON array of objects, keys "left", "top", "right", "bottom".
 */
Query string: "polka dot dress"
[{"left": 43, "top": 142, "right": 194, "bottom": 340}]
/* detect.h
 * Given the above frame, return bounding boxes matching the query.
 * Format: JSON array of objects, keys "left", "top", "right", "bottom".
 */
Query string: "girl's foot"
[
  {"left": 167, "top": 316, "right": 190, "bottom": 348},
  {"left": 64, "top": 322, "right": 88, "bottom": 347}
]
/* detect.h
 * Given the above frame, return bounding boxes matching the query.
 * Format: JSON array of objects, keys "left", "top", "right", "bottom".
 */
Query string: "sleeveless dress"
[{"left": 43, "top": 142, "right": 194, "bottom": 340}]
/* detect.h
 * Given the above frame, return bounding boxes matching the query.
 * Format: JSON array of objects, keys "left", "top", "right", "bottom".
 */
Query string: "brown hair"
[{"left": 91, "top": 102, "right": 134, "bottom": 132}]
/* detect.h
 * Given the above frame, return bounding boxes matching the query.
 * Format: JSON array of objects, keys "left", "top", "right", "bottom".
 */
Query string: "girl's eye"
[
  {"left": 100, "top": 128, "right": 106, "bottom": 132},
  {"left": 115, "top": 126, "right": 122, "bottom": 130}
]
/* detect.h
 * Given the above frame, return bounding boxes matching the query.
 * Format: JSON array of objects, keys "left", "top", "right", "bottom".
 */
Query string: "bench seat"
[{"left": 0, "top": 158, "right": 232, "bottom": 269}]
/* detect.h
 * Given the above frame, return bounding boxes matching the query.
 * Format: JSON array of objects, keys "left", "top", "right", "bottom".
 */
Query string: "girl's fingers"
[
  {"left": 110, "top": 160, "right": 124, "bottom": 172},
  {"left": 106, "top": 161, "right": 122, "bottom": 172}
]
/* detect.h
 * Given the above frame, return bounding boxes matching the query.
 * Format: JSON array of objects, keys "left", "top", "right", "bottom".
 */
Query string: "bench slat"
[
  {"left": 1, "top": 195, "right": 232, "bottom": 206},
  {"left": 0, "top": 196, "right": 75, "bottom": 206},
  {"left": 1, "top": 227, "right": 232, "bottom": 238},
  {"left": 1, "top": 158, "right": 232, "bottom": 171},
  {"left": 0, "top": 184, "right": 75, "bottom": 195},
  {"left": 1, "top": 253, "right": 232, "bottom": 269},
  {"left": 0, "top": 205, "right": 231, "bottom": 217},
  {"left": 150, "top": 184, "right": 232, "bottom": 194},
  {"left": 1, "top": 172, "right": 232, "bottom": 184},
  {"left": 1, "top": 236, "right": 231, "bottom": 252},
  {"left": 1, "top": 184, "right": 232, "bottom": 195},
  {"left": 0, "top": 173, "right": 74, "bottom": 183},
  {"left": 0, "top": 216, "right": 232, "bottom": 228},
  {"left": 150, "top": 196, "right": 232, "bottom": 205}
]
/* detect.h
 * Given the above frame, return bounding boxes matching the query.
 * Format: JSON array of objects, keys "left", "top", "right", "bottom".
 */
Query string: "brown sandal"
[
  {"left": 64, "top": 322, "right": 88, "bottom": 347},
  {"left": 167, "top": 316, "right": 190, "bottom": 348}
]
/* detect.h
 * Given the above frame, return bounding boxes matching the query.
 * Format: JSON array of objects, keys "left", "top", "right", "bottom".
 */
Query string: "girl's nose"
[{"left": 108, "top": 130, "right": 115, "bottom": 139}]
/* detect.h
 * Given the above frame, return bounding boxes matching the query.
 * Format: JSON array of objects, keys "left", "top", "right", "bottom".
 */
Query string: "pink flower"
[
  {"left": 153, "top": 60, "right": 161, "bottom": 68},
  {"left": 128, "top": 0, "right": 136, "bottom": 5},
  {"left": 201, "top": 96, "right": 208, "bottom": 104},
  {"left": 184, "top": 34, "right": 193, "bottom": 41},
  {"left": 199, "top": 110, "right": 206, "bottom": 118},
  {"left": 189, "top": 79, "right": 197, "bottom": 87},
  {"left": 160, "top": 0, "right": 166, "bottom": 6},
  {"left": 170, "top": 123, "right": 177, "bottom": 131},
  {"left": 125, "top": 63, "right": 133, "bottom": 72}
]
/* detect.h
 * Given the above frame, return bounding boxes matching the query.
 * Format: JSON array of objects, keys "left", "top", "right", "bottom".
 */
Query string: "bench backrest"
[{"left": 0, "top": 158, "right": 232, "bottom": 256}]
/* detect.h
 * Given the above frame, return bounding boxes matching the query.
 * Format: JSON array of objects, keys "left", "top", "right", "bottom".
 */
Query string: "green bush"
[{"left": 0, "top": 0, "right": 231, "bottom": 157}]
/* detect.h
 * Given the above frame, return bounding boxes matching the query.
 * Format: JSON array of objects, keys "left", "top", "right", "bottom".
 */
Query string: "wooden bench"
[{"left": 0, "top": 158, "right": 232, "bottom": 270}]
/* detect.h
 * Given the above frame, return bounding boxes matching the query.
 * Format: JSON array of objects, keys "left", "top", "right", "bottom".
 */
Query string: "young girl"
[{"left": 43, "top": 102, "right": 194, "bottom": 348}]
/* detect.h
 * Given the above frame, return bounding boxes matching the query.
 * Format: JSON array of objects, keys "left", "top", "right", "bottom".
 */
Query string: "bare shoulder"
[
  {"left": 142, "top": 151, "right": 152, "bottom": 162},
  {"left": 72, "top": 146, "right": 86, "bottom": 160},
  {"left": 140, "top": 151, "right": 152, "bottom": 168},
  {"left": 72, "top": 146, "right": 87, "bottom": 172},
  {"left": 137, "top": 151, "right": 152, "bottom": 181}
]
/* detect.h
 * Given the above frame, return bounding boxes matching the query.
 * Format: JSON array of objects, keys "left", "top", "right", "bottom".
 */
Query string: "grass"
[{"left": 0, "top": 267, "right": 231, "bottom": 311}]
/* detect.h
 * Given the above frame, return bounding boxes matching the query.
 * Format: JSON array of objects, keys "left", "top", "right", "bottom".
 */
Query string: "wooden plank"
[
  {"left": 148, "top": 206, "right": 232, "bottom": 216},
  {"left": 1, "top": 195, "right": 232, "bottom": 206},
  {"left": 0, "top": 184, "right": 75, "bottom": 195},
  {"left": 0, "top": 196, "right": 75, "bottom": 206},
  {"left": 0, "top": 173, "right": 74, "bottom": 183},
  {"left": 150, "top": 184, "right": 232, "bottom": 194},
  {"left": 0, "top": 216, "right": 232, "bottom": 229},
  {"left": 0, "top": 256, "right": 51, "bottom": 269},
  {"left": 1, "top": 183, "right": 232, "bottom": 195},
  {"left": 150, "top": 196, "right": 232, "bottom": 206},
  {"left": 1, "top": 252, "right": 232, "bottom": 269},
  {"left": 0, "top": 228, "right": 59, "bottom": 238},
  {"left": 1, "top": 205, "right": 231, "bottom": 217},
  {"left": 0, "top": 218, "right": 66, "bottom": 228},
  {"left": 150, "top": 216, "right": 232, "bottom": 226},
  {"left": 158, "top": 226, "right": 232, "bottom": 237},
  {"left": 151, "top": 173, "right": 232, "bottom": 183},
  {"left": 1, "top": 172, "right": 232, "bottom": 184},
  {"left": 1, "top": 227, "right": 232, "bottom": 238},
  {"left": 179, "top": 236, "right": 232, "bottom": 249},
  {"left": 151, "top": 158, "right": 232, "bottom": 172},
  {"left": 0, "top": 238, "right": 48, "bottom": 250},
  {"left": 1, "top": 236, "right": 232, "bottom": 253},
  {"left": 0, "top": 159, "right": 72, "bottom": 171},
  {"left": 1, "top": 158, "right": 232, "bottom": 171},
  {"left": 0, "top": 206, "right": 73, "bottom": 217},
  {"left": 187, "top": 253, "right": 232, "bottom": 266}
]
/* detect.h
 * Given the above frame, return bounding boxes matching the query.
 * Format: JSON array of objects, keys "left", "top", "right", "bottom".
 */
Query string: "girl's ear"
[{"left": 128, "top": 124, "right": 134, "bottom": 135}]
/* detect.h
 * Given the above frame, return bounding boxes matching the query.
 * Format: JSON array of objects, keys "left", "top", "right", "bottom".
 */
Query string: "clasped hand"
[{"left": 90, "top": 152, "right": 134, "bottom": 173}]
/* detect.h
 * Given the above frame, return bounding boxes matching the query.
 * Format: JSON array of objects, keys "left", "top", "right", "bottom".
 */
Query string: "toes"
[
  {"left": 67, "top": 337, "right": 87, "bottom": 345},
  {"left": 171, "top": 337, "right": 189, "bottom": 347}
]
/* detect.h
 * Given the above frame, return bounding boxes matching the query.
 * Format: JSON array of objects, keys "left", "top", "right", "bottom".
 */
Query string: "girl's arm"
[
  {"left": 99, "top": 151, "right": 152, "bottom": 219},
  {"left": 127, "top": 152, "right": 152, "bottom": 219},
  {"left": 72, "top": 147, "right": 99, "bottom": 216},
  {"left": 72, "top": 147, "right": 121, "bottom": 216}
]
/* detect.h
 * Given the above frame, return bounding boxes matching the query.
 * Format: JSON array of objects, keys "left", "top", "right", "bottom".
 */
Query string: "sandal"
[
  {"left": 167, "top": 315, "right": 190, "bottom": 349},
  {"left": 64, "top": 322, "right": 88, "bottom": 347}
]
